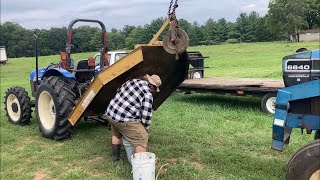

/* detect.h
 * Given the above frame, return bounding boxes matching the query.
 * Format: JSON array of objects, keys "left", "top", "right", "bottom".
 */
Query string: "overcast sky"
[{"left": 2, "top": 0, "right": 269, "bottom": 30}]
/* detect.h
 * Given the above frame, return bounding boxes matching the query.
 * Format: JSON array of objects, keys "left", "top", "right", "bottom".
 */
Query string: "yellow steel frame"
[
  {"left": 68, "top": 47, "right": 143, "bottom": 125},
  {"left": 68, "top": 18, "right": 171, "bottom": 126}
]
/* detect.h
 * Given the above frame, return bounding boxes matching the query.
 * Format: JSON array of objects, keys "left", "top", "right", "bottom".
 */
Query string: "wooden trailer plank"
[{"left": 179, "top": 78, "right": 284, "bottom": 93}]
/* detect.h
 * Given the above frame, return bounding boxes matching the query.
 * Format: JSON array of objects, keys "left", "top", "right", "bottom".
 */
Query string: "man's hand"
[{"left": 145, "top": 126, "right": 150, "bottom": 133}]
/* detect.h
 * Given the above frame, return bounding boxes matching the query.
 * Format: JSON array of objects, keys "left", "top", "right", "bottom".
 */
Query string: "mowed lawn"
[{"left": 1, "top": 42, "right": 319, "bottom": 180}]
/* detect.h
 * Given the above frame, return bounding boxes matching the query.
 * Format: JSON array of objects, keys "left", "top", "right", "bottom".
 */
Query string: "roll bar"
[{"left": 65, "top": 19, "right": 108, "bottom": 70}]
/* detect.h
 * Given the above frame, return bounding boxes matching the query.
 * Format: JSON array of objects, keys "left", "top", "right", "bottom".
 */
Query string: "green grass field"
[{"left": 1, "top": 42, "right": 319, "bottom": 179}]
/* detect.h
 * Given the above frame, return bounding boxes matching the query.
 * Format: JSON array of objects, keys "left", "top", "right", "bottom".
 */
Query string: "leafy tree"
[
  {"left": 215, "top": 18, "right": 229, "bottom": 43},
  {"left": 202, "top": 18, "right": 217, "bottom": 44},
  {"left": 121, "top": 25, "right": 135, "bottom": 38},
  {"left": 0, "top": 22, "right": 34, "bottom": 57},
  {"left": 178, "top": 18, "right": 191, "bottom": 34},
  {"left": 107, "top": 28, "right": 126, "bottom": 50},
  {"left": 256, "top": 15, "right": 287, "bottom": 42},
  {"left": 46, "top": 27, "right": 67, "bottom": 54},
  {"left": 73, "top": 26, "right": 100, "bottom": 53},
  {"left": 306, "top": 0, "right": 320, "bottom": 29},
  {"left": 267, "top": 0, "right": 310, "bottom": 41},
  {"left": 227, "top": 22, "right": 240, "bottom": 40},
  {"left": 188, "top": 21, "right": 204, "bottom": 46},
  {"left": 146, "top": 17, "right": 167, "bottom": 41},
  {"left": 125, "top": 26, "right": 148, "bottom": 49},
  {"left": 235, "top": 13, "right": 250, "bottom": 42}
]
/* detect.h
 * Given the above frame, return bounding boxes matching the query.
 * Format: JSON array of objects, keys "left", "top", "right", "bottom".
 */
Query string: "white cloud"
[
  {"left": 2, "top": 0, "right": 269, "bottom": 30},
  {"left": 240, "top": 0, "right": 269, "bottom": 14}
]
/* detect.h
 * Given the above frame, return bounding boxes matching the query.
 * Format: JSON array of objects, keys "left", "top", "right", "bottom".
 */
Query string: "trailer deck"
[
  {"left": 177, "top": 77, "right": 285, "bottom": 114},
  {"left": 178, "top": 77, "right": 284, "bottom": 95}
]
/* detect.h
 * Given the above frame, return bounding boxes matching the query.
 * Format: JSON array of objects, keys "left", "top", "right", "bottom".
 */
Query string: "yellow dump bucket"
[{"left": 68, "top": 45, "right": 189, "bottom": 125}]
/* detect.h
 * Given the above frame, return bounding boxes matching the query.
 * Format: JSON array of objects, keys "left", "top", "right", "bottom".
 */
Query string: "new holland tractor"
[
  {"left": 4, "top": 19, "right": 110, "bottom": 139},
  {"left": 272, "top": 49, "right": 320, "bottom": 180},
  {"left": 4, "top": 0, "right": 189, "bottom": 140}
]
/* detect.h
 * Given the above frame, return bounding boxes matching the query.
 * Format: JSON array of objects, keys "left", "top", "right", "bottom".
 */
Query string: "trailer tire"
[
  {"left": 4, "top": 86, "right": 32, "bottom": 125},
  {"left": 286, "top": 140, "right": 320, "bottom": 180},
  {"left": 35, "top": 76, "right": 76, "bottom": 140},
  {"left": 261, "top": 93, "right": 276, "bottom": 115},
  {"left": 189, "top": 71, "right": 202, "bottom": 79}
]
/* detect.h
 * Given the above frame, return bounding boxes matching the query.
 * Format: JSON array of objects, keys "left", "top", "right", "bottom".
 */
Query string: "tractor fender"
[
  {"left": 42, "top": 68, "right": 75, "bottom": 79},
  {"left": 30, "top": 68, "right": 75, "bottom": 81},
  {"left": 30, "top": 67, "right": 47, "bottom": 81}
]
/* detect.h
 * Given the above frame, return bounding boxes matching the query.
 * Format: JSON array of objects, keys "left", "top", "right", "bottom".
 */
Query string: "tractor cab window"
[{"left": 115, "top": 53, "right": 128, "bottom": 62}]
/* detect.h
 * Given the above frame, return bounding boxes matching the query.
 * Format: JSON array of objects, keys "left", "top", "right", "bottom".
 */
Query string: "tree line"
[{"left": 1, "top": 0, "right": 319, "bottom": 58}]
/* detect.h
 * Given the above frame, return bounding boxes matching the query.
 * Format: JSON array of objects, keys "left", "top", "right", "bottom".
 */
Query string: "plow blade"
[{"left": 68, "top": 45, "right": 189, "bottom": 125}]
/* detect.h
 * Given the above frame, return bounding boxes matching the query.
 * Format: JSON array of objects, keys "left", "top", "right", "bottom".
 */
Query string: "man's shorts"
[{"left": 105, "top": 116, "right": 148, "bottom": 150}]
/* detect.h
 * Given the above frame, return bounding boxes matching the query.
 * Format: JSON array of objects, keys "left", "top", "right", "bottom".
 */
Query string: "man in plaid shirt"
[{"left": 105, "top": 74, "right": 162, "bottom": 162}]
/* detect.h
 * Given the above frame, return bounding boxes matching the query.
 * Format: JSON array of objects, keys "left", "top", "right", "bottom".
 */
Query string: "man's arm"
[{"left": 140, "top": 93, "right": 153, "bottom": 129}]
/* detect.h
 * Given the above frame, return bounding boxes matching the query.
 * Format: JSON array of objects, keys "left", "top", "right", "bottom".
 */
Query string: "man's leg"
[
  {"left": 119, "top": 122, "right": 148, "bottom": 154},
  {"left": 135, "top": 146, "right": 146, "bottom": 153},
  {"left": 106, "top": 118, "right": 123, "bottom": 162},
  {"left": 112, "top": 135, "right": 122, "bottom": 144},
  {"left": 112, "top": 135, "right": 122, "bottom": 162}
]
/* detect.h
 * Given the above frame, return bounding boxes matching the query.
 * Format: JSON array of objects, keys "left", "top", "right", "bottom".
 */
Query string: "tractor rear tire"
[
  {"left": 35, "top": 76, "right": 76, "bottom": 140},
  {"left": 285, "top": 140, "right": 320, "bottom": 180},
  {"left": 4, "top": 86, "right": 32, "bottom": 125}
]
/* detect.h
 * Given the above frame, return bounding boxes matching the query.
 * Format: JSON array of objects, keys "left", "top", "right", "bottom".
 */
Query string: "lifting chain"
[{"left": 167, "top": 0, "right": 179, "bottom": 16}]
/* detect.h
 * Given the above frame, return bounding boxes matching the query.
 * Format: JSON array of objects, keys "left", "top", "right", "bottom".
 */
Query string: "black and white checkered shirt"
[{"left": 106, "top": 79, "right": 153, "bottom": 128}]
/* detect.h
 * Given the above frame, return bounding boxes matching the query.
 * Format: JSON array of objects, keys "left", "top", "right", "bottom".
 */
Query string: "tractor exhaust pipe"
[{"left": 33, "top": 34, "right": 39, "bottom": 86}]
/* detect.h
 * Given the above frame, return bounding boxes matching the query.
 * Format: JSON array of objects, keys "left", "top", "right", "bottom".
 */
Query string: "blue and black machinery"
[{"left": 272, "top": 49, "right": 320, "bottom": 180}]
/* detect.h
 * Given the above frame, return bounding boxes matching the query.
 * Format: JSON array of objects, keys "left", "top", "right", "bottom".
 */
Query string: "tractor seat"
[{"left": 74, "top": 59, "right": 95, "bottom": 83}]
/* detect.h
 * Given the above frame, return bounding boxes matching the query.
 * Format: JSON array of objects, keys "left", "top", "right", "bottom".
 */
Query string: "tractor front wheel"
[
  {"left": 4, "top": 86, "right": 32, "bottom": 125},
  {"left": 286, "top": 139, "right": 320, "bottom": 180},
  {"left": 35, "top": 76, "right": 76, "bottom": 140}
]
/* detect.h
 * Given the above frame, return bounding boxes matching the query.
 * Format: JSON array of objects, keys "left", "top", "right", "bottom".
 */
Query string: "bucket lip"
[{"left": 131, "top": 152, "right": 156, "bottom": 161}]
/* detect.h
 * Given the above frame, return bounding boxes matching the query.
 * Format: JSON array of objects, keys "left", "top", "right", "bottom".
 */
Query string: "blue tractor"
[
  {"left": 272, "top": 49, "right": 320, "bottom": 179},
  {"left": 4, "top": 19, "right": 109, "bottom": 140}
]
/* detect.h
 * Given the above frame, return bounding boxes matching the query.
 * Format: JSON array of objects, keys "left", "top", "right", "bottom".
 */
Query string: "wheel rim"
[
  {"left": 310, "top": 169, "right": 320, "bottom": 180},
  {"left": 266, "top": 97, "right": 276, "bottom": 114},
  {"left": 6, "top": 94, "right": 21, "bottom": 122},
  {"left": 193, "top": 72, "right": 201, "bottom": 79},
  {"left": 38, "top": 91, "right": 56, "bottom": 130}
]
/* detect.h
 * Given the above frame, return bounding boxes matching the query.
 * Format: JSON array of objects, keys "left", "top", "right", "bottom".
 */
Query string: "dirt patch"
[
  {"left": 25, "top": 156, "right": 36, "bottom": 163},
  {"left": 167, "top": 158, "right": 178, "bottom": 165},
  {"left": 33, "top": 170, "right": 47, "bottom": 180},
  {"left": 17, "top": 145, "right": 25, "bottom": 151},
  {"left": 88, "top": 156, "right": 105, "bottom": 163},
  {"left": 91, "top": 168, "right": 112, "bottom": 177},
  {"left": 190, "top": 161, "right": 204, "bottom": 171},
  {"left": 54, "top": 142, "right": 65, "bottom": 147},
  {"left": 22, "top": 137, "right": 35, "bottom": 143}
]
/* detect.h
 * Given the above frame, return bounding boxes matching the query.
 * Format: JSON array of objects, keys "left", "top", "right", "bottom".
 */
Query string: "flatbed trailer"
[{"left": 177, "top": 77, "right": 284, "bottom": 114}]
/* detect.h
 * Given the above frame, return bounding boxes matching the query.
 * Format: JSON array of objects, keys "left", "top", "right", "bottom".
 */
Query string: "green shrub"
[{"left": 226, "top": 38, "right": 239, "bottom": 44}]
